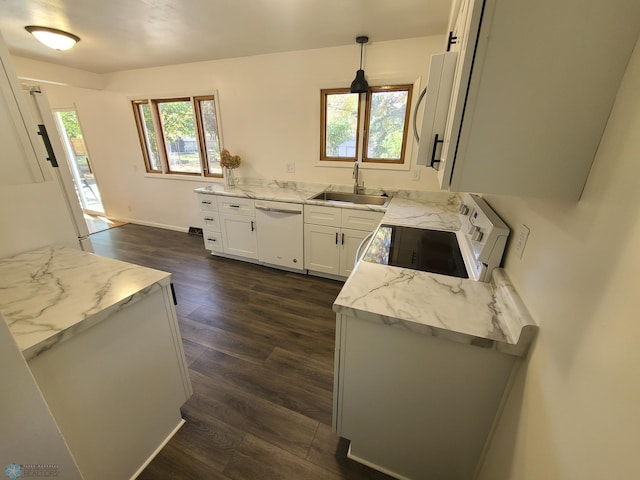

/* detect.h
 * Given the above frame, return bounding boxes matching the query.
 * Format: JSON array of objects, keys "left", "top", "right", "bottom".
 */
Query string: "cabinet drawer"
[
  {"left": 203, "top": 229, "right": 223, "bottom": 252},
  {"left": 198, "top": 194, "right": 217, "bottom": 212},
  {"left": 217, "top": 196, "right": 255, "bottom": 216},
  {"left": 202, "top": 212, "right": 220, "bottom": 232},
  {"left": 304, "top": 204, "right": 341, "bottom": 227},
  {"left": 341, "top": 209, "right": 384, "bottom": 231}
]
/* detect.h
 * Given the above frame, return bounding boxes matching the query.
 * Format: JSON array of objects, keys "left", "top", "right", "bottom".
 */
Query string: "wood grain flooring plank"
[
  {"left": 264, "top": 346, "right": 334, "bottom": 393},
  {"left": 222, "top": 433, "right": 331, "bottom": 480},
  {"left": 137, "top": 443, "right": 233, "bottom": 480},
  {"left": 191, "top": 348, "right": 333, "bottom": 425},
  {"left": 178, "top": 317, "right": 274, "bottom": 364},
  {"left": 189, "top": 369, "right": 319, "bottom": 458}
]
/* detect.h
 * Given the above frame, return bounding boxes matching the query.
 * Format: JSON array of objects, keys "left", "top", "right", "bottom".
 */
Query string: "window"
[
  {"left": 320, "top": 84, "right": 412, "bottom": 165},
  {"left": 132, "top": 95, "right": 223, "bottom": 176}
]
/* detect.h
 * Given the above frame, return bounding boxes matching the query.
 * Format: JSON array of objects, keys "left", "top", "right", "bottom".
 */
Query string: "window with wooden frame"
[
  {"left": 132, "top": 95, "right": 223, "bottom": 177},
  {"left": 320, "top": 84, "right": 413, "bottom": 165}
]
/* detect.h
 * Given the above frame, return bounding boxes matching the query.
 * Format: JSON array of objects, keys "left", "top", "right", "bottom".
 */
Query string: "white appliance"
[
  {"left": 361, "top": 193, "right": 509, "bottom": 282},
  {"left": 254, "top": 200, "right": 304, "bottom": 272},
  {"left": 22, "top": 86, "right": 93, "bottom": 252}
]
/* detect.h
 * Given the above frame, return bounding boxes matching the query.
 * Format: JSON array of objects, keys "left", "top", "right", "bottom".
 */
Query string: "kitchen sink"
[{"left": 309, "top": 191, "right": 390, "bottom": 207}]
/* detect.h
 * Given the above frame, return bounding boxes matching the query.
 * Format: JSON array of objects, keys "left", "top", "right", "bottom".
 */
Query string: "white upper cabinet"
[
  {"left": 434, "top": 0, "right": 640, "bottom": 199},
  {"left": 0, "top": 31, "right": 49, "bottom": 185}
]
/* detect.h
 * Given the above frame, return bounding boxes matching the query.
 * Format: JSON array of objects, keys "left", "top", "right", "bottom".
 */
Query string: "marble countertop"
[
  {"left": 0, "top": 246, "right": 171, "bottom": 361},
  {"left": 194, "top": 179, "right": 460, "bottom": 213},
  {"left": 196, "top": 178, "right": 536, "bottom": 356},
  {"left": 333, "top": 195, "right": 537, "bottom": 357}
]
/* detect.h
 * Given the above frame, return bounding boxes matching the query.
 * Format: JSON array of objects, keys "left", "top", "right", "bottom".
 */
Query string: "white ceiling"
[{"left": 0, "top": 0, "right": 453, "bottom": 74}]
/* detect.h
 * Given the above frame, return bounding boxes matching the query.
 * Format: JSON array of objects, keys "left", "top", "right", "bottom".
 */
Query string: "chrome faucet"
[{"left": 353, "top": 161, "right": 364, "bottom": 194}]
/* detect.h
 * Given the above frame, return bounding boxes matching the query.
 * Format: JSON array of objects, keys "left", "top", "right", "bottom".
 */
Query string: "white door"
[
  {"left": 304, "top": 223, "right": 340, "bottom": 275},
  {"left": 220, "top": 213, "right": 258, "bottom": 259},
  {"left": 23, "top": 88, "right": 92, "bottom": 247}
]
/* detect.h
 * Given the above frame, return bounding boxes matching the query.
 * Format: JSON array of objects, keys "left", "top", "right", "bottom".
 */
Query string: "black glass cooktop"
[{"left": 362, "top": 225, "right": 468, "bottom": 278}]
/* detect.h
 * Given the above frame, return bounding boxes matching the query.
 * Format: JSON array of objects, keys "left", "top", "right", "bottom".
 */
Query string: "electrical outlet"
[
  {"left": 513, "top": 224, "right": 530, "bottom": 259},
  {"left": 412, "top": 169, "right": 421, "bottom": 181},
  {"left": 286, "top": 163, "right": 295, "bottom": 173}
]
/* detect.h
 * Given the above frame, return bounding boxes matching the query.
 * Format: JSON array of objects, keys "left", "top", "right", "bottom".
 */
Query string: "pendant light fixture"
[
  {"left": 25, "top": 26, "right": 80, "bottom": 51},
  {"left": 350, "top": 36, "right": 369, "bottom": 94}
]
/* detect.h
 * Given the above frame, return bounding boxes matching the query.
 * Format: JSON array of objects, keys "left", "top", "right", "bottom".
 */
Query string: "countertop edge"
[{"left": 21, "top": 280, "right": 169, "bottom": 361}]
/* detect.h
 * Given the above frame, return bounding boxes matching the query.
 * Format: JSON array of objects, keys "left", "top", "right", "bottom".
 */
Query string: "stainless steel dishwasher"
[{"left": 254, "top": 200, "right": 305, "bottom": 272}]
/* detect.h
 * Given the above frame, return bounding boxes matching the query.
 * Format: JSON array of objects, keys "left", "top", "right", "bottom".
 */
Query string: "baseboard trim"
[
  {"left": 129, "top": 418, "right": 186, "bottom": 480},
  {"left": 346, "top": 444, "right": 409, "bottom": 480}
]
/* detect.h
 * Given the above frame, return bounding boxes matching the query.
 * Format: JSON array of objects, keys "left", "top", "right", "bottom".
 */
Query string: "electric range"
[{"left": 361, "top": 193, "right": 509, "bottom": 282}]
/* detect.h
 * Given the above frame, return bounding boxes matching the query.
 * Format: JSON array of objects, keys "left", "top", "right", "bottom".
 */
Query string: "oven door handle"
[{"left": 354, "top": 230, "right": 375, "bottom": 268}]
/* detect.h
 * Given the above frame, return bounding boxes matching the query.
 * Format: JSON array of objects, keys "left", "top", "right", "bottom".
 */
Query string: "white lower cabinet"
[
  {"left": 339, "top": 228, "right": 369, "bottom": 278},
  {"left": 304, "top": 223, "right": 341, "bottom": 275},
  {"left": 304, "top": 205, "right": 383, "bottom": 278},
  {"left": 220, "top": 212, "right": 258, "bottom": 259},
  {"left": 334, "top": 313, "right": 518, "bottom": 480}
]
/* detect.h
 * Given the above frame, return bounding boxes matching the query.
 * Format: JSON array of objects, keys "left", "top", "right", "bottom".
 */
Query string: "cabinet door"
[
  {"left": 220, "top": 213, "right": 258, "bottom": 259},
  {"left": 304, "top": 223, "right": 340, "bottom": 275},
  {"left": 339, "top": 228, "right": 370, "bottom": 277}
]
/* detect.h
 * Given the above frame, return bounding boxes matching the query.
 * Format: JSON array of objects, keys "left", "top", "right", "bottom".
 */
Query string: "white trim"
[
  {"left": 128, "top": 419, "right": 186, "bottom": 480},
  {"left": 315, "top": 77, "right": 423, "bottom": 173},
  {"left": 143, "top": 172, "right": 224, "bottom": 182},
  {"left": 346, "top": 444, "right": 409, "bottom": 480}
]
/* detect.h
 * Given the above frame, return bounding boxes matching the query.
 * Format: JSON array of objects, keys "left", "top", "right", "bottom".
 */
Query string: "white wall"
[
  {"left": 14, "top": 36, "right": 445, "bottom": 231},
  {"left": 477, "top": 38, "right": 640, "bottom": 479}
]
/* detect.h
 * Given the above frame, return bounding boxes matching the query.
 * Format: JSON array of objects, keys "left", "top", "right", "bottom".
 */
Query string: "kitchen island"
[{"left": 0, "top": 246, "right": 192, "bottom": 480}]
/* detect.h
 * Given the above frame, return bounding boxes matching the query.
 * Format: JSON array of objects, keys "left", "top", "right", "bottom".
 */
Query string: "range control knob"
[
  {"left": 471, "top": 227, "right": 484, "bottom": 242},
  {"left": 459, "top": 204, "right": 470, "bottom": 215}
]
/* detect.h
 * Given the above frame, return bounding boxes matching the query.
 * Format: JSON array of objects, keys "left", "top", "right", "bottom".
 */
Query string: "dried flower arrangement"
[{"left": 220, "top": 149, "right": 241, "bottom": 169}]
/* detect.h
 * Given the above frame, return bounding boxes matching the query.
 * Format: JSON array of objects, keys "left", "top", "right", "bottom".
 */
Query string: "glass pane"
[
  {"left": 55, "top": 110, "right": 104, "bottom": 214},
  {"left": 157, "top": 100, "right": 200, "bottom": 173},
  {"left": 198, "top": 98, "right": 222, "bottom": 175},
  {"left": 324, "top": 92, "right": 359, "bottom": 158},
  {"left": 366, "top": 90, "right": 409, "bottom": 160},
  {"left": 137, "top": 103, "right": 161, "bottom": 171}
]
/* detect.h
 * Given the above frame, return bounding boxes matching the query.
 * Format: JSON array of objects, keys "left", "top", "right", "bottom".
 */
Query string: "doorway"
[{"left": 53, "top": 109, "right": 105, "bottom": 215}]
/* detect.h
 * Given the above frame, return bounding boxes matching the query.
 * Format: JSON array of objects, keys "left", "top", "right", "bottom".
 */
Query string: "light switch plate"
[
  {"left": 286, "top": 163, "right": 295, "bottom": 173},
  {"left": 514, "top": 224, "right": 530, "bottom": 259},
  {"left": 412, "top": 169, "right": 421, "bottom": 181}
]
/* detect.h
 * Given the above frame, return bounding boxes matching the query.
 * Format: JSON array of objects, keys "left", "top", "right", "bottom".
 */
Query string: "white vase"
[{"left": 224, "top": 167, "right": 236, "bottom": 188}]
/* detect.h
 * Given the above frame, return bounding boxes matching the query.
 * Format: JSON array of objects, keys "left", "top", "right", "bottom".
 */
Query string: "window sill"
[{"left": 143, "top": 173, "right": 224, "bottom": 182}]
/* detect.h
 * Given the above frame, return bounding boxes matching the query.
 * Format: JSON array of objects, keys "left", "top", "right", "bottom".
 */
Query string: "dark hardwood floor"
[{"left": 90, "top": 224, "right": 392, "bottom": 480}]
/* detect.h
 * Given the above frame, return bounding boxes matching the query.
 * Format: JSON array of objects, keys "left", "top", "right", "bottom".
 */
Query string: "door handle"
[
  {"left": 251, "top": 220, "right": 255, "bottom": 232},
  {"left": 255, "top": 205, "right": 302, "bottom": 214},
  {"left": 430, "top": 133, "right": 444, "bottom": 169},
  {"left": 341, "top": 233, "right": 345, "bottom": 245},
  {"left": 335, "top": 232, "right": 338, "bottom": 245},
  {"left": 37, "top": 124, "right": 58, "bottom": 167}
]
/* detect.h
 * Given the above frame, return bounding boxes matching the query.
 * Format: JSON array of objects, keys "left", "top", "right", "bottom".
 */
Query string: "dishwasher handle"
[
  {"left": 255, "top": 204, "right": 302, "bottom": 215},
  {"left": 354, "top": 230, "right": 375, "bottom": 267}
]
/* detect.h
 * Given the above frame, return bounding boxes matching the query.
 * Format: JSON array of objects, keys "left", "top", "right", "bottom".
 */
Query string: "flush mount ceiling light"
[
  {"left": 25, "top": 26, "right": 80, "bottom": 51},
  {"left": 350, "top": 36, "right": 369, "bottom": 94}
]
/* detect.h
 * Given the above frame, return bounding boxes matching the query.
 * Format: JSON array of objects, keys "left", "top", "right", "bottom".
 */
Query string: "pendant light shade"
[
  {"left": 25, "top": 26, "right": 80, "bottom": 51},
  {"left": 350, "top": 36, "right": 369, "bottom": 93}
]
